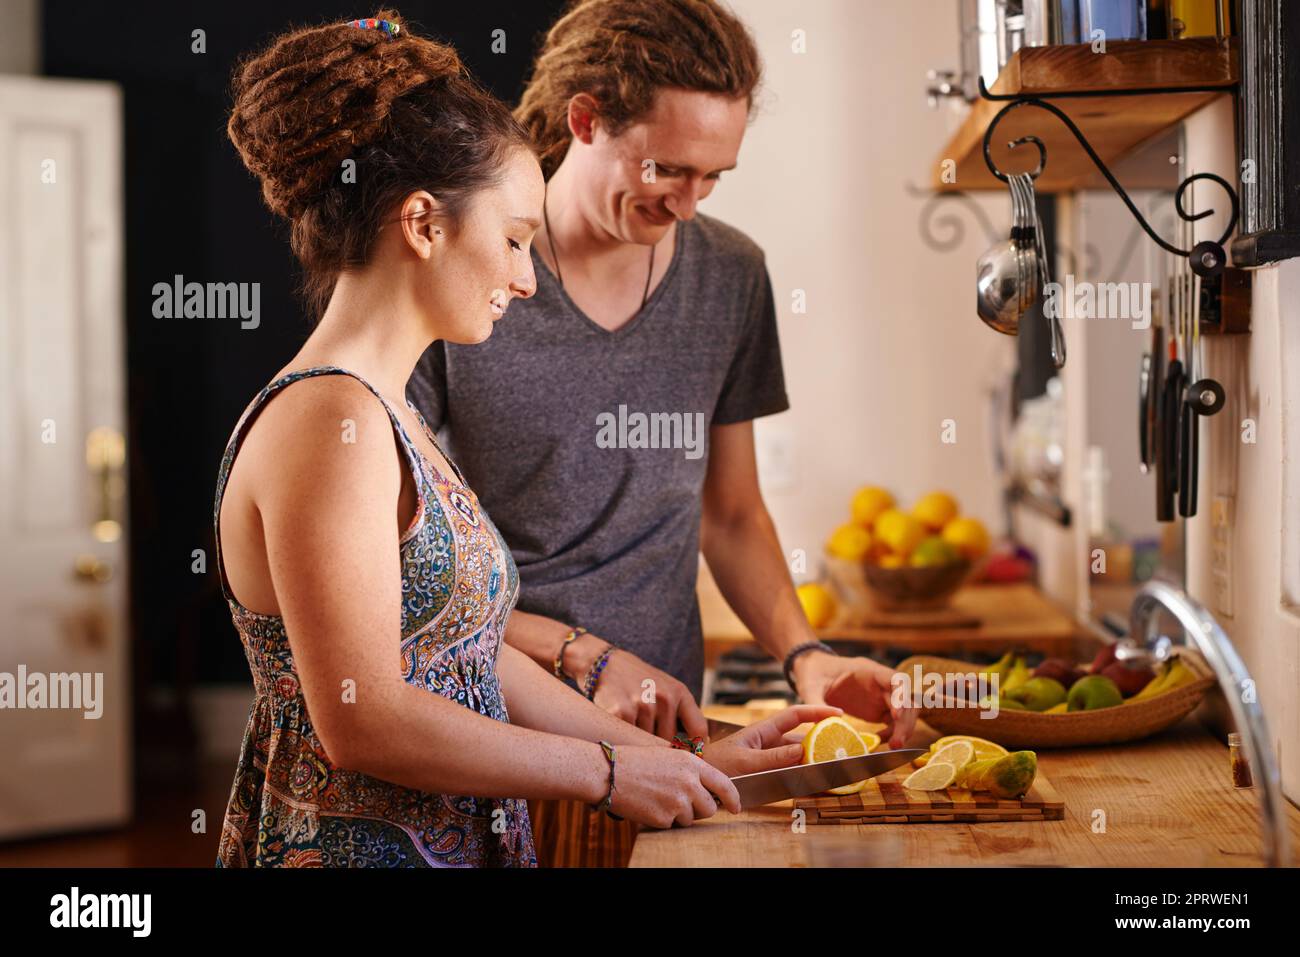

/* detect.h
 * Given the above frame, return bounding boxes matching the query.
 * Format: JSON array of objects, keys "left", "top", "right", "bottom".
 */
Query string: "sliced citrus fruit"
[
  {"left": 802, "top": 716, "right": 867, "bottom": 764},
  {"left": 914, "top": 734, "right": 1006, "bottom": 767},
  {"left": 832, "top": 732, "right": 882, "bottom": 794},
  {"left": 826, "top": 778, "right": 869, "bottom": 796},
  {"left": 803, "top": 716, "right": 871, "bottom": 795},
  {"left": 931, "top": 735, "right": 1008, "bottom": 760},
  {"left": 825, "top": 729, "right": 883, "bottom": 795},
  {"left": 927, "top": 740, "right": 974, "bottom": 774},
  {"left": 903, "top": 761, "right": 957, "bottom": 791}
]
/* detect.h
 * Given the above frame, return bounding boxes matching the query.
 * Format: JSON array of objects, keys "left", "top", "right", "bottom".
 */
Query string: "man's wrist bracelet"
[
  {"left": 782, "top": 640, "right": 837, "bottom": 692},
  {"left": 552, "top": 626, "right": 588, "bottom": 678},
  {"left": 671, "top": 732, "right": 705, "bottom": 757}
]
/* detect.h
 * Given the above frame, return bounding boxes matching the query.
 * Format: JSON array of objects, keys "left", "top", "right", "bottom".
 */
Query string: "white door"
[{"left": 0, "top": 76, "right": 130, "bottom": 840}]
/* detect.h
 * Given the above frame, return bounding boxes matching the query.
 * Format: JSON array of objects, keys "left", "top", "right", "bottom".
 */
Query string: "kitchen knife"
[
  {"left": 729, "top": 748, "right": 927, "bottom": 809},
  {"left": 706, "top": 717, "right": 745, "bottom": 742},
  {"left": 1158, "top": 356, "right": 1183, "bottom": 521},
  {"left": 1138, "top": 351, "right": 1152, "bottom": 472},
  {"left": 1178, "top": 384, "right": 1198, "bottom": 518}
]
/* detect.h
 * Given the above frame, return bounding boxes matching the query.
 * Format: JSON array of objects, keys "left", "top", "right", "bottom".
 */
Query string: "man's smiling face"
[{"left": 581, "top": 88, "right": 749, "bottom": 244}]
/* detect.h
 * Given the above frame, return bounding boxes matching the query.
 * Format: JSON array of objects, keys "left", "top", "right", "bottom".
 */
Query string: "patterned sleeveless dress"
[{"left": 212, "top": 366, "right": 536, "bottom": 867}]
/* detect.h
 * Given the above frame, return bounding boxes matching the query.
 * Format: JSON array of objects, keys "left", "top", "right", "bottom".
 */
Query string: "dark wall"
[{"left": 42, "top": 1, "right": 570, "bottom": 693}]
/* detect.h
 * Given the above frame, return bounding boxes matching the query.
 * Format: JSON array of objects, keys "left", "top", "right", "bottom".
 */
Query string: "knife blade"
[
  {"left": 729, "top": 748, "right": 927, "bottom": 809},
  {"left": 706, "top": 717, "right": 745, "bottom": 742}
]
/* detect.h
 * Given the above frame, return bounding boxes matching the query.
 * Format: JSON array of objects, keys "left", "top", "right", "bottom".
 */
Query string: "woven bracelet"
[
  {"left": 593, "top": 740, "right": 617, "bottom": 815},
  {"left": 583, "top": 646, "right": 615, "bottom": 699},
  {"left": 552, "top": 626, "right": 587, "bottom": 678}
]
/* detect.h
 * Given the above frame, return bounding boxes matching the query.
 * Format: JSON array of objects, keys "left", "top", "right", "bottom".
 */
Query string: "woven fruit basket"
[
  {"left": 826, "top": 555, "right": 975, "bottom": 614},
  {"left": 897, "top": 652, "right": 1216, "bottom": 749}
]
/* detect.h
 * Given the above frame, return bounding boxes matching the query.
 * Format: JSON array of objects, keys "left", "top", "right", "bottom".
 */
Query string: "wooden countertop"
[
  {"left": 629, "top": 712, "right": 1300, "bottom": 868},
  {"left": 699, "top": 573, "right": 1083, "bottom": 664}
]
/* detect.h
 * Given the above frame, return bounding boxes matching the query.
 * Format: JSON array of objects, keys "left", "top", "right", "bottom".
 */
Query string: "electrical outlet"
[{"left": 1211, "top": 494, "right": 1234, "bottom": 618}]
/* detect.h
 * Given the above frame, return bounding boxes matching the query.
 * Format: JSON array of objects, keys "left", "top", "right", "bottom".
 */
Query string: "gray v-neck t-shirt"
[{"left": 406, "top": 212, "right": 789, "bottom": 700}]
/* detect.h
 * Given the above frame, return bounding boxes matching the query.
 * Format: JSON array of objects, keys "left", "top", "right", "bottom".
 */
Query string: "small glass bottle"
[{"left": 1228, "top": 732, "right": 1253, "bottom": 789}]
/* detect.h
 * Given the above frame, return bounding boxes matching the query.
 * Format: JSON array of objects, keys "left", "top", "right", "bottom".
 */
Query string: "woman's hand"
[
  {"left": 792, "top": 652, "right": 918, "bottom": 749},
  {"left": 605, "top": 744, "right": 740, "bottom": 828},
  {"left": 571, "top": 637, "right": 708, "bottom": 740},
  {"left": 700, "top": 704, "right": 843, "bottom": 778}
]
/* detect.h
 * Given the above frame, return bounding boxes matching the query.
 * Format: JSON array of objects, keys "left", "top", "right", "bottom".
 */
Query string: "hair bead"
[{"left": 349, "top": 17, "right": 400, "bottom": 36}]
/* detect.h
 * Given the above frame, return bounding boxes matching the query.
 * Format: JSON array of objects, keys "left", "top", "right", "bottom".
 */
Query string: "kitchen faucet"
[{"left": 1124, "top": 580, "right": 1290, "bottom": 867}]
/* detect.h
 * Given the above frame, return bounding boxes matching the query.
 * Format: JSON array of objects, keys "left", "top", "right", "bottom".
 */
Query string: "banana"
[
  {"left": 1130, "top": 663, "right": 1171, "bottom": 700},
  {"left": 1001, "top": 657, "right": 1031, "bottom": 696},
  {"left": 1131, "top": 657, "right": 1196, "bottom": 701},
  {"left": 1161, "top": 658, "right": 1198, "bottom": 691},
  {"left": 980, "top": 651, "right": 1015, "bottom": 684}
]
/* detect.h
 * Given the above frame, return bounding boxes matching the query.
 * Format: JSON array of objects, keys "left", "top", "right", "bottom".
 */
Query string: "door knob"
[{"left": 72, "top": 554, "right": 113, "bottom": 584}]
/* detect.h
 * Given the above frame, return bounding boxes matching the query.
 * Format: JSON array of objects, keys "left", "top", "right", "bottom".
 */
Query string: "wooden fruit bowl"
[
  {"left": 826, "top": 555, "right": 974, "bottom": 613},
  {"left": 897, "top": 652, "right": 1217, "bottom": 749}
]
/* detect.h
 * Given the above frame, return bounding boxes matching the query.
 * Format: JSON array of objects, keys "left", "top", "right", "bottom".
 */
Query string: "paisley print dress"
[{"left": 213, "top": 366, "right": 536, "bottom": 867}]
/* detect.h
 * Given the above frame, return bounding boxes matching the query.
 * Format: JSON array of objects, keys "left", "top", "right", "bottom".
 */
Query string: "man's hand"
[
  {"left": 701, "top": 704, "right": 841, "bottom": 778},
  {"left": 569, "top": 636, "right": 708, "bottom": 740},
  {"left": 792, "top": 652, "right": 917, "bottom": 749}
]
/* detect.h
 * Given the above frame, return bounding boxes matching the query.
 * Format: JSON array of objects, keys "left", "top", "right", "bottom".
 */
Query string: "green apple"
[{"left": 1067, "top": 674, "right": 1123, "bottom": 711}]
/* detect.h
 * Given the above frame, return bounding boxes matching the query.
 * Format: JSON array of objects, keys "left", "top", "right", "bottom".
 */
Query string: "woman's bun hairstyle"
[{"left": 227, "top": 9, "right": 531, "bottom": 320}]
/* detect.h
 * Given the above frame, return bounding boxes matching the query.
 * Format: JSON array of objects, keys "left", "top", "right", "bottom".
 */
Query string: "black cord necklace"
[{"left": 543, "top": 186, "right": 655, "bottom": 310}]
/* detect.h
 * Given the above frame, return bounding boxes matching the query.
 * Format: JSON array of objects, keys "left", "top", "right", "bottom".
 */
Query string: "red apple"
[
  {"left": 1089, "top": 644, "right": 1118, "bottom": 674},
  {"left": 1033, "top": 657, "right": 1085, "bottom": 689},
  {"left": 1101, "top": 661, "right": 1156, "bottom": 697}
]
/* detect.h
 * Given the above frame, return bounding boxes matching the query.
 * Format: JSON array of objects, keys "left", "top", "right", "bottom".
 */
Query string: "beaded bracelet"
[
  {"left": 593, "top": 740, "right": 617, "bottom": 815},
  {"left": 782, "top": 639, "right": 837, "bottom": 692},
  {"left": 552, "top": 626, "right": 588, "bottom": 679},
  {"left": 582, "top": 646, "right": 615, "bottom": 699},
  {"left": 671, "top": 732, "right": 705, "bottom": 757}
]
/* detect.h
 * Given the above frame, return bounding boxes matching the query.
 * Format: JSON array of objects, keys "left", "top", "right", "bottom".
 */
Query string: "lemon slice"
[
  {"left": 914, "top": 735, "right": 1007, "bottom": 767},
  {"left": 826, "top": 778, "right": 869, "bottom": 796},
  {"left": 932, "top": 735, "right": 1008, "bottom": 759},
  {"left": 903, "top": 761, "right": 957, "bottom": 791},
  {"left": 928, "top": 740, "right": 974, "bottom": 773}
]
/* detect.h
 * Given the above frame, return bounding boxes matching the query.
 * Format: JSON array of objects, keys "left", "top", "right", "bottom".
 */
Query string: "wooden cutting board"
[
  {"left": 702, "top": 704, "right": 1066, "bottom": 824},
  {"left": 795, "top": 770, "right": 1065, "bottom": 824}
]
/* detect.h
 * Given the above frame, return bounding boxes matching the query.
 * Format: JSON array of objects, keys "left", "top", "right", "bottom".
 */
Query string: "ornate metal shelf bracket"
[{"left": 977, "top": 76, "right": 1239, "bottom": 278}]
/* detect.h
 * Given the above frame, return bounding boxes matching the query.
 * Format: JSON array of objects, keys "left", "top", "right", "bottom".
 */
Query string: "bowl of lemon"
[{"left": 824, "top": 487, "right": 989, "bottom": 614}]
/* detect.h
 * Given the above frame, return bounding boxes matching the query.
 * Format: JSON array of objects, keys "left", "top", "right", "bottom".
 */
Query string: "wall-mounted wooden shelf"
[{"left": 935, "top": 38, "right": 1238, "bottom": 193}]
